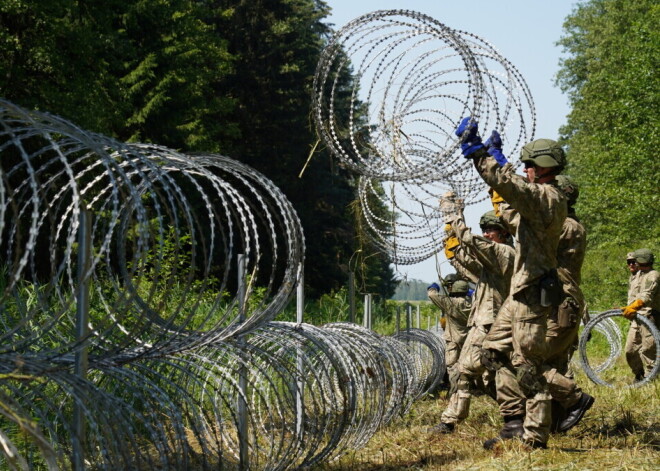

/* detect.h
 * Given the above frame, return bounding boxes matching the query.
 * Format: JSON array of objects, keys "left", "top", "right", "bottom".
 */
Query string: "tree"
[
  {"left": 555, "top": 0, "right": 659, "bottom": 308},
  {"left": 556, "top": 0, "right": 659, "bottom": 246}
]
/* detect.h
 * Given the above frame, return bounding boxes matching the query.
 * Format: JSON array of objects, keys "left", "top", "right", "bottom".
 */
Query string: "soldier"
[
  {"left": 626, "top": 251, "right": 640, "bottom": 304},
  {"left": 543, "top": 175, "right": 594, "bottom": 433},
  {"left": 431, "top": 209, "right": 514, "bottom": 434},
  {"left": 622, "top": 248, "right": 660, "bottom": 380},
  {"left": 455, "top": 117, "right": 567, "bottom": 449},
  {"left": 428, "top": 277, "right": 472, "bottom": 378}
]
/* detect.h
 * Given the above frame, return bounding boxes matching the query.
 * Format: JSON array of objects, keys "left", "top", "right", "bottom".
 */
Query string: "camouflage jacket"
[
  {"left": 557, "top": 215, "right": 587, "bottom": 317},
  {"left": 473, "top": 154, "right": 567, "bottom": 296},
  {"left": 633, "top": 269, "right": 660, "bottom": 317},
  {"left": 427, "top": 289, "right": 471, "bottom": 344},
  {"left": 448, "top": 213, "right": 514, "bottom": 327}
]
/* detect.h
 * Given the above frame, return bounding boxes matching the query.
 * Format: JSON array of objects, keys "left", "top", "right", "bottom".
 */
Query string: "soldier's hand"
[
  {"left": 485, "top": 130, "right": 508, "bottom": 166},
  {"left": 454, "top": 117, "right": 484, "bottom": 157}
]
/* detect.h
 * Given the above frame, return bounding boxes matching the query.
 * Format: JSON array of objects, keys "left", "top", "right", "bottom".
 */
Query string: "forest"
[{"left": 1, "top": 0, "right": 658, "bottom": 309}]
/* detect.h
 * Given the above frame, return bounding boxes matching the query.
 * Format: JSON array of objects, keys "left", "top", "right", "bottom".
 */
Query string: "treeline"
[
  {"left": 556, "top": 0, "right": 659, "bottom": 308},
  {"left": 391, "top": 279, "right": 431, "bottom": 302},
  {"left": 0, "top": 0, "right": 397, "bottom": 299}
]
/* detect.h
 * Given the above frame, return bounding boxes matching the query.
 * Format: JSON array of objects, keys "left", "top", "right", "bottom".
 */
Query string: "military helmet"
[
  {"left": 634, "top": 248, "right": 654, "bottom": 265},
  {"left": 450, "top": 279, "right": 469, "bottom": 294},
  {"left": 520, "top": 139, "right": 566, "bottom": 169},
  {"left": 555, "top": 175, "right": 579, "bottom": 206},
  {"left": 479, "top": 210, "right": 506, "bottom": 232},
  {"left": 443, "top": 273, "right": 458, "bottom": 285}
]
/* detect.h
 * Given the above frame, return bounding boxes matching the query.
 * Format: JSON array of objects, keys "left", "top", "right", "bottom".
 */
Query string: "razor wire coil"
[
  {"left": 0, "top": 98, "right": 447, "bottom": 470},
  {"left": 578, "top": 309, "right": 660, "bottom": 388},
  {"left": 313, "top": 9, "right": 535, "bottom": 265}
]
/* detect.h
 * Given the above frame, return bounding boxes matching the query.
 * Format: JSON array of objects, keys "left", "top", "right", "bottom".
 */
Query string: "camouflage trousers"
[
  {"left": 481, "top": 287, "right": 553, "bottom": 444},
  {"left": 625, "top": 315, "right": 658, "bottom": 376},
  {"left": 544, "top": 312, "right": 582, "bottom": 408},
  {"left": 441, "top": 324, "right": 494, "bottom": 425}
]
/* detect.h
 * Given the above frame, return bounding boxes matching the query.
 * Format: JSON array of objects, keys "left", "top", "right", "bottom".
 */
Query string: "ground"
[{"left": 321, "top": 368, "right": 660, "bottom": 470}]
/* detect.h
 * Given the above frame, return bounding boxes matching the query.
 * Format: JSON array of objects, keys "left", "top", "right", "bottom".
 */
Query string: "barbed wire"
[
  {"left": 313, "top": 9, "right": 535, "bottom": 264},
  {"left": 0, "top": 98, "right": 447, "bottom": 469},
  {"left": 577, "top": 310, "right": 660, "bottom": 388}
]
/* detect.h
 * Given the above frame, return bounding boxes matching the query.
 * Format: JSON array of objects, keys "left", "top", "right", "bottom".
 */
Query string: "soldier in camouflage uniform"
[
  {"left": 622, "top": 248, "right": 660, "bottom": 379},
  {"left": 501, "top": 175, "right": 594, "bottom": 435},
  {"left": 455, "top": 118, "right": 567, "bottom": 449},
  {"left": 543, "top": 175, "right": 594, "bottom": 433},
  {"left": 427, "top": 278, "right": 472, "bottom": 375},
  {"left": 431, "top": 209, "right": 515, "bottom": 434}
]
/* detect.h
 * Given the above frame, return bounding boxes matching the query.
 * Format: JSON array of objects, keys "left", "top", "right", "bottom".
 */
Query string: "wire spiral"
[
  {"left": 0, "top": 98, "right": 447, "bottom": 469},
  {"left": 313, "top": 9, "right": 535, "bottom": 264}
]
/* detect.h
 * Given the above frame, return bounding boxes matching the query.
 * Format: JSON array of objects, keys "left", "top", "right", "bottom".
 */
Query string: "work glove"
[
  {"left": 440, "top": 315, "right": 447, "bottom": 330},
  {"left": 444, "top": 236, "right": 460, "bottom": 259},
  {"left": 454, "top": 117, "right": 484, "bottom": 157},
  {"left": 427, "top": 282, "right": 441, "bottom": 292},
  {"left": 622, "top": 299, "right": 644, "bottom": 319},
  {"left": 484, "top": 130, "right": 508, "bottom": 166},
  {"left": 439, "top": 191, "right": 464, "bottom": 221},
  {"left": 489, "top": 188, "right": 505, "bottom": 217}
]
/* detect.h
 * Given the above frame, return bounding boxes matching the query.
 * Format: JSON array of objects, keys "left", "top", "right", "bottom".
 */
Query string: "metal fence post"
[
  {"left": 73, "top": 209, "right": 91, "bottom": 471},
  {"left": 406, "top": 303, "right": 412, "bottom": 331},
  {"left": 295, "top": 265, "right": 304, "bottom": 439},
  {"left": 237, "top": 254, "right": 248, "bottom": 471},
  {"left": 396, "top": 305, "right": 401, "bottom": 335},
  {"left": 416, "top": 304, "right": 420, "bottom": 329},
  {"left": 349, "top": 271, "right": 355, "bottom": 323}
]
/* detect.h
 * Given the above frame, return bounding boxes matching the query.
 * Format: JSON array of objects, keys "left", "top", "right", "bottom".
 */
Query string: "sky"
[{"left": 324, "top": 0, "right": 581, "bottom": 284}]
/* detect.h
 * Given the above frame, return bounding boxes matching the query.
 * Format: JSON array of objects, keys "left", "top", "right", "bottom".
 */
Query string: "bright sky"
[{"left": 325, "top": 0, "right": 581, "bottom": 284}]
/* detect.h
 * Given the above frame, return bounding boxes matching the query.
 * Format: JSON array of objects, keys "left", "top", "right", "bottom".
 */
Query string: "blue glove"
[
  {"left": 427, "top": 282, "right": 441, "bottom": 292},
  {"left": 454, "top": 117, "right": 484, "bottom": 157},
  {"left": 484, "top": 130, "right": 508, "bottom": 166}
]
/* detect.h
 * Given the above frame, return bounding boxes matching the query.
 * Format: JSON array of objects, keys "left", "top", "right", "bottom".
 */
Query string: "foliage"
[
  {"left": 0, "top": 0, "right": 398, "bottom": 300},
  {"left": 555, "top": 0, "right": 660, "bottom": 248}
]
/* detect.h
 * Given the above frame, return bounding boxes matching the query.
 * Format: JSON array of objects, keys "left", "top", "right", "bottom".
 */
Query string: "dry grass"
[{"left": 316, "top": 369, "right": 660, "bottom": 470}]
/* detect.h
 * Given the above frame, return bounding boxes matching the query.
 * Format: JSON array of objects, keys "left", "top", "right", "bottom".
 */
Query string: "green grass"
[
  {"left": 317, "top": 370, "right": 659, "bottom": 470},
  {"left": 314, "top": 325, "right": 660, "bottom": 471}
]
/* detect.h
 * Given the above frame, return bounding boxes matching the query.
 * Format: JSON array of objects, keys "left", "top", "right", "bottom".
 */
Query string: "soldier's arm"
[{"left": 473, "top": 152, "right": 555, "bottom": 221}]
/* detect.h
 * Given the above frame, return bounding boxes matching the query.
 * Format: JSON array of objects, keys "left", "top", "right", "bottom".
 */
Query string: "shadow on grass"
[
  {"left": 320, "top": 450, "right": 465, "bottom": 470},
  {"left": 568, "top": 413, "right": 660, "bottom": 450}
]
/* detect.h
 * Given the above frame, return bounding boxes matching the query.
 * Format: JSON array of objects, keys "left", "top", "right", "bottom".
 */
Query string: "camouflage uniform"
[
  {"left": 427, "top": 288, "right": 471, "bottom": 372},
  {"left": 440, "top": 212, "right": 514, "bottom": 426},
  {"left": 451, "top": 243, "right": 481, "bottom": 285},
  {"left": 543, "top": 214, "right": 587, "bottom": 411},
  {"left": 625, "top": 267, "right": 660, "bottom": 376},
  {"left": 474, "top": 154, "right": 567, "bottom": 445}
]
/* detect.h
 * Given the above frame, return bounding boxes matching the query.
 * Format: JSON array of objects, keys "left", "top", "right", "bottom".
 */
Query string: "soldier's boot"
[
  {"left": 499, "top": 414, "right": 524, "bottom": 439},
  {"left": 557, "top": 393, "right": 594, "bottom": 433},
  {"left": 430, "top": 422, "right": 455, "bottom": 434}
]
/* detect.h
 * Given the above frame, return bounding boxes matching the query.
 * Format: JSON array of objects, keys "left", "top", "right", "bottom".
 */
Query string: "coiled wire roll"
[
  {"left": 313, "top": 9, "right": 535, "bottom": 265},
  {"left": 0, "top": 98, "right": 447, "bottom": 470},
  {"left": 578, "top": 309, "right": 660, "bottom": 388}
]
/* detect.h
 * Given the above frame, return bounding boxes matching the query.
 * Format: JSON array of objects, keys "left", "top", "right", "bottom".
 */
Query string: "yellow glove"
[
  {"left": 444, "top": 236, "right": 460, "bottom": 259},
  {"left": 444, "top": 223, "right": 452, "bottom": 233},
  {"left": 440, "top": 316, "right": 447, "bottom": 330},
  {"left": 622, "top": 299, "right": 644, "bottom": 319},
  {"left": 490, "top": 189, "right": 505, "bottom": 217}
]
